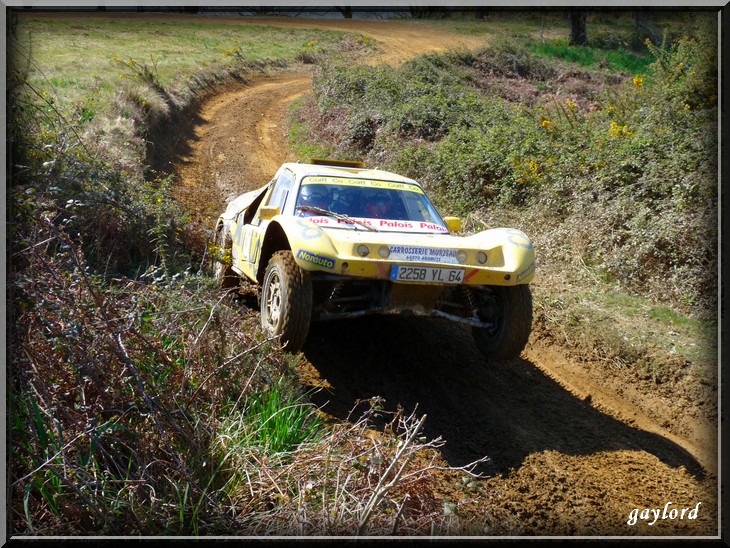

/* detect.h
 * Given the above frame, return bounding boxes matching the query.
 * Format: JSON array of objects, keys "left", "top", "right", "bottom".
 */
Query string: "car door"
[{"left": 238, "top": 169, "right": 295, "bottom": 280}]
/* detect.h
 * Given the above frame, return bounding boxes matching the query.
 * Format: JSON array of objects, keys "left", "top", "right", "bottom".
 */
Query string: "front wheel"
[
  {"left": 260, "top": 250, "right": 312, "bottom": 352},
  {"left": 472, "top": 285, "right": 533, "bottom": 361}
]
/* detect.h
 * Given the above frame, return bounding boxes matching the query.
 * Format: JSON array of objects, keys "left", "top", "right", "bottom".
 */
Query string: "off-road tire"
[
  {"left": 472, "top": 284, "right": 533, "bottom": 361},
  {"left": 213, "top": 224, "right": 239, "bottom": 289},
  {"left": 260, "top": 250, "right": 312, "bottom": 352}
]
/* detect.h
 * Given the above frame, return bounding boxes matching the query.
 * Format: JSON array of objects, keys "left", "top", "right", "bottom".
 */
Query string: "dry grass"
[{"left": 9, "top": 211, "right": 491, "bottom": 536}]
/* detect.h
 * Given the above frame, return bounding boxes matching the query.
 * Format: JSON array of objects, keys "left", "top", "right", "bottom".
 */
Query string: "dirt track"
[{"left": 159, "top": 16, "right": 718, "bottom": 536}]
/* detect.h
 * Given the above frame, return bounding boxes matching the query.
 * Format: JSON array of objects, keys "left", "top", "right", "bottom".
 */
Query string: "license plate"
[{"left": 390, "top": 265, "right": 465, "bottom": 284}]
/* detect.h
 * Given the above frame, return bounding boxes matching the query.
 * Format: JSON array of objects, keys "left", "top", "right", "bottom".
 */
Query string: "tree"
[
  {"left": 409, "top": 6, "right": 447, "bottom": 18},
  {"left": 632, "top": 11, "right": 659, "bottom": 49},
  {"left": 568, "top": 11, "right": 588, "bottom": 46}
]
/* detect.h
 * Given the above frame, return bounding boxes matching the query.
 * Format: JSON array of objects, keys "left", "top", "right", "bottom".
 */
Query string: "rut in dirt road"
[
  {"left": 301, "top": 316, "right": 704, "bottom": 479},
  {"left": 152, "top": 73, "right": 310, "bottom": 224}
]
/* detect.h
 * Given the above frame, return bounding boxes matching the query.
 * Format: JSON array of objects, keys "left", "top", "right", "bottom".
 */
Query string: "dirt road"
[{"left": 163, "top": 16, "right": 718, "bottom": 536}]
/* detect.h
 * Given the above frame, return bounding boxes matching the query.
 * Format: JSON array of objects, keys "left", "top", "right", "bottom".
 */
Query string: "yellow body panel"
[
  {"left": 275, "top": 216, "right": 535, "bottom": 286},
  {"left": 219, "top": 162, "right": 535, "bottom": 289}
]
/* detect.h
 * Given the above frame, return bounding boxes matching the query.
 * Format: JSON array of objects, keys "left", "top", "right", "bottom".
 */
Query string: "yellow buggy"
[{"left": 214, "top": 159, "right": 535, "bottom": 359}]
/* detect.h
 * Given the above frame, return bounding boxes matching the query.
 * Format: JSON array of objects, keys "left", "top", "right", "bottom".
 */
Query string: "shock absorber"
[
  {"left": 327, "top": 281, "right": 344, "bottom": 310},
  {"left": 461, "top": 286, "right": 478, "bottom": 318}
]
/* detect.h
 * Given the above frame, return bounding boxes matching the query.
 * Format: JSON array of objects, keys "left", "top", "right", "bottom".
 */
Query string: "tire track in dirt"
[
  {"left": 170, "top": 73, "right": 309, "bottom": 221},
  {"left": 523, "top": 342, "right": 717, "bottom": 477}
]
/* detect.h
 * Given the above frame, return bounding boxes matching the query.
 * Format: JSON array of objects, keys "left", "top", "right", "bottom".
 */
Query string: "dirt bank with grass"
[{"left": 153, "top": 15, "right": 718, "bottom": 536}]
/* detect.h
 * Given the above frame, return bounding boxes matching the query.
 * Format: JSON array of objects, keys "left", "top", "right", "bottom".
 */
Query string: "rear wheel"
[
  {"left": 213, "top": 224, "right": 239, "bottom": 289},
  {"left": 260, "top": 250, "right": 312, "bottom": 351},
  {"left": 472, "top": 285, "right": 533, "bottom": 360}
]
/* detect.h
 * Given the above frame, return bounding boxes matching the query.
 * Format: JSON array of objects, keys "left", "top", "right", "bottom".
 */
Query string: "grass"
[
  {"left": 433, "top": 11, "right": 567, "bottom": 37},
  {"left": 288, "top": 96, "right": 338, "bottom": 161},
  {"left": 11, "top": 14, "right": 349, "bottom": 113},
  {"left": 528, "top": 39, "right": 654, "bottom": 73},
  {"left": 562, "top": 288, "right": 716, "bottom": 369},
  {"left": 241, "top": 381, "right": 324, "bottom": 456}
]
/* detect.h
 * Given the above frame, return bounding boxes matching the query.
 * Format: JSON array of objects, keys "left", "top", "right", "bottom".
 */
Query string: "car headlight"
[
  {"left": 356, "top": 244, "right": 370, "bottom": 257},
  {"left": 378, "top": 245, "right": 390, "bottom": 258},
  {"left": 476, "top": 251, "right": 488, "bottom": 264},
  {"left": 456, "top": 250, "right": 468, "bottom": 264}
]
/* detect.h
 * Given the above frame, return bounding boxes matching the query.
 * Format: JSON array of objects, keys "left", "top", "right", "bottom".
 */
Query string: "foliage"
[
  {"left": 9, "top": 209, "right": 298, "bottom": 532},
  {"left": 301, "top": 26, "right": 718, "bottom": 315},
  {"left": 473, "top": 40, "right": 558, "bottom": 80},
  {"left": 528, "top": 39, "right": 654, "bottom": 74},
  {"left": 9, "top": 18, "right": 299, "bottom": 535},
  {"left": 212, "top": 399, "right": 489, "bottom": 535}
]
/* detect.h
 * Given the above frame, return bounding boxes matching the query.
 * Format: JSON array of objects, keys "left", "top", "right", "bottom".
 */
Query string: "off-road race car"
[{"left": 213, "top": 159, "right": 535, "bottom": 359}]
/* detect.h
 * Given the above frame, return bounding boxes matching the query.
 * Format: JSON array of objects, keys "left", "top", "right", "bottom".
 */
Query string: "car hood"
[
  {"left": 322, "top": 224, "right": 532, "bottom": 258},
  {"left": 276, "top": 215, "right": 534, "bottom": 272}
]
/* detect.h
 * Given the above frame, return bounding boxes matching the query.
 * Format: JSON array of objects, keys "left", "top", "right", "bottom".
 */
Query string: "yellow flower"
[
  {"left": 632, "top": 75, "right": 644, "bottom": 88},
  {"left": 540, "top": 118, "right": 553, "bottom": 129},
  {"left": 609, "top": 121, "right": 632, "bottom": 138},
  {"left": 684, "top": 104, "right": 691, "bottom": 110},
  {"left": 565, "top": 100, "right": 577, "bottom": 110},
  {"left": 678, "top": 62, "right": 685, "bottom": 69}
]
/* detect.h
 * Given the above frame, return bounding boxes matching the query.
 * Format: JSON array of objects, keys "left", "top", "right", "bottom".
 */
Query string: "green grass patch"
[
  {"left": 242, "top": 381, "right": 324, "bottom": 456},
  {"left": 413, "top": 14, "right": 556, "bottom": 38},
  {"left": 288, "top": 96, "right": 338, "bottom": 161},
  {"left": 11, "top": 15, "right": 349, "bottom": 113},
  {"left": 528, "top": 39, "right": 654, "bottom": 73}
]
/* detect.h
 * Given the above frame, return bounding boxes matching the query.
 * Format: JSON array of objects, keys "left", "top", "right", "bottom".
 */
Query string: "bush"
[
  {"left": 473, "top": 41, "right": 558, "bottom": 80},
  {"left": 8, "top": 30, "right": 296, "bottom": 535}
]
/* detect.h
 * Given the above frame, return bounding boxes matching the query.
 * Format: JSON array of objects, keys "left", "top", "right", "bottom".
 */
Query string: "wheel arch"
[{"left": 257, "top": 221, "right": 291, "bottom": 284}]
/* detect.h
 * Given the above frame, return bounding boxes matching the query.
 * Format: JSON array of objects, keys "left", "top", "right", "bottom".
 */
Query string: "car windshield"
[{"left": 294, "top": 176, "right": 449, "bottom": 234}]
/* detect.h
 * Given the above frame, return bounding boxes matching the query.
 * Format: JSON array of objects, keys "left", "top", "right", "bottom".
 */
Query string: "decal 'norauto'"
[{"left": 297, "top": 249, "right": 335, "bottom": 269}]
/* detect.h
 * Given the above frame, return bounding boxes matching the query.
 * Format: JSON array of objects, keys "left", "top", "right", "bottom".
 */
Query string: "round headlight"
[
  {"left": 456, "top": 250, "right": 468, "bottom": 264},
  {"left": 378, "top": 246, "right": 390, "bottom": 258},
  {"left": 356, "top": 244, "right": 370, "bottom": 257},
  {"left": 476, "top": 251, "right": 488, "bottom": 264}
]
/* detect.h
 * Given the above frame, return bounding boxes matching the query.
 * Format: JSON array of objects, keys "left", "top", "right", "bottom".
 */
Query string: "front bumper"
[{"left": 309, "top": 273, "right": 497, "bottom": 330}]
